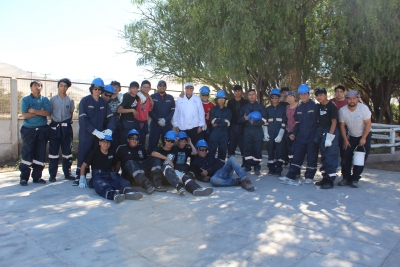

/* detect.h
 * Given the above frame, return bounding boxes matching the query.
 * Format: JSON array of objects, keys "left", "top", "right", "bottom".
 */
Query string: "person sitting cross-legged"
[
  {"left": 191, "top": 140, "right": 255, "bottom": 192},
  {"left": 151, "top": 131, "right": 213, "bottom": 196},
  {"left": 78, "top": 135, "right": 143, "bottom": 203}
]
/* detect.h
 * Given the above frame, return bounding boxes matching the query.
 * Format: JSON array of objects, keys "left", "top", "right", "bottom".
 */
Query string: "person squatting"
[{"left": 18, "top": 79, "right": 371, "bottom": 203}]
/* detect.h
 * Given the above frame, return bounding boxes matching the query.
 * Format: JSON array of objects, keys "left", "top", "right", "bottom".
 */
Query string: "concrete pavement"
[{"left": 1, "top": 164, "right": 399, "bottom": 267}]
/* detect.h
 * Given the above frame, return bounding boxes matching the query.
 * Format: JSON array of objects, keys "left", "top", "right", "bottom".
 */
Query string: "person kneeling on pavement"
[
  {"left": 191, "top": 140, "right": 255, "bottom": 192},
  {"left": 78, "top": 135, "right": 143, "bottom": 203},
  {"left": 151, "top": 131, "right": 213, "bottom": 196},
  {"left": 114, "top": 129, "right": 163, "bottom": 194}
]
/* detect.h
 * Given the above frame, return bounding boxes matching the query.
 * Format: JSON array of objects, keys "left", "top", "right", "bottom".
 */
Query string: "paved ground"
[{"left": 1, "top": 164, "right": 399, "bottom": 267}]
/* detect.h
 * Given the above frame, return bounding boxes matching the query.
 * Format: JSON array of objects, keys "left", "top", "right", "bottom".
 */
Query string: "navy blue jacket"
[
  {"left": 238, "top": 101, "right": 267, "bottom": 127},
  {"left": 149, "top": 93, "right": 175, "bottom": 122},
  {"left": 265, "top": 104, "right": 287, "bottom": 136},
  {"left": 293, "top": 100, "right": 318, "bottom": 143},
  {"left": 210, "top": 106, "right": 232, "bottom": 129}
]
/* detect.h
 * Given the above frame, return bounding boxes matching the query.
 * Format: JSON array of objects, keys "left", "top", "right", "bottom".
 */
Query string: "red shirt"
[
  {"left": 136, "top": 97, "right": 152, "bottom": 121},
  {"left": 202, "top": 101, "right": 215, "bottom": 125},
  {"left": 331, "top": 98, "right": 347, "bottom": 111}
]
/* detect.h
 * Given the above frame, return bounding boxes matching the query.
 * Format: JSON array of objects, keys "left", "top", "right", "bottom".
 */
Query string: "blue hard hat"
[
  {"left": 216, "top": 90, "right": 227, "bottom": 99},
  {"left": 196, "top": 139, "right": 209, "bottom": 149},
  {"left": 104, "top": 84, "right": 114, "bottom": 94},
  {"left": 102, "top": 135, "right": 113, "bottom": 141},
  {"left": 248, "top": 111, "right": 262, "bottom": 121},
  {"left": 164, "top": 130, "right": 177, "bottom": 140},
  {"left": 91, "top": 78, "right": 104, "bottom": 87},
  {"left": 199, "top": 86, "right": 210, "bottom": 95},
  {"left": 298, "top": 84, "right": 310, "bottom": 94},
  {"left": 270, "top": 88, "right": 281, "bottom": 96},
  {"left": 177, "top": 132, "right": 188, "bottom": 139},
  {"left": 127, "top": 129, "right": 140, "bottom": 138}
]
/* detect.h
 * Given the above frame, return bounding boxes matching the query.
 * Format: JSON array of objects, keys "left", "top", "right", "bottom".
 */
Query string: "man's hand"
[
  {"left": 187, "top": 137, "right": 192, "bottom": 144},
  {"left": 289, "top": 134, "right": 295, "bottom": 140},
  {"left": 212, "top": 123, "right": 217, "bottom": 127},
  {"left": 28, "top": 108, "right": 37, "bottom": 114},
  {"left": 175, "top": 126, "right": 180, "bottom": 132},
  {"left": 359, "top": 137, "right": 366, "bottom": 146},
  {"left": 197, "top": 127, "right": 202, "bottom": 134},
  {"left": 167, "top": 159, "right": 174, "bottom": 168},
  {"left": 179, "top": 92, "right": 184, "bottom": 98},
  {"left": 203, "top": 176, "right": 210, "bottom": 182},
  {"left": 250, "top": 120, "right": 254, "bottom": 125},
  {"left": 200, "top": 168, "right": 208, "bottom": 176},
  {"left": 343, "top": 139, "right": 351, "bottom": 150},
  {"left": 205, "top": 112, "right": 210, "bottom": 120},
  {"left": 244, "top": 113, "right": 248, "bottom": 121}
]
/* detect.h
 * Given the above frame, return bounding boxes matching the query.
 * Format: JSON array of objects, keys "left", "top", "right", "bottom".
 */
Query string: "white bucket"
[{"left": 353, "top": 146, "right": 366, "bottom": 166}]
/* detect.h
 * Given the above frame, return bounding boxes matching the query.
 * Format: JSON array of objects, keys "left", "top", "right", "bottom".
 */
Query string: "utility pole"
[
  {"left": 41, "top": 73, "right": 51, "bottom": 97},
  {"left": 27, "top": 71, "right": 35, "bottom": 80}
]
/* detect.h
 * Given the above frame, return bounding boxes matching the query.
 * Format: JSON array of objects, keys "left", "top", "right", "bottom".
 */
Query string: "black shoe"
[
  {"left": 338, "top": 179, "right": 351, "bottom": 186},
  {"left": 49, "top": 177, "right": 56, "bottom": 183},
  {"left": 315, "top": 178, "right": 327, "bottom": 186},
  {"left": 242, "top": 178, "right": 255, "bottom": 192},
  {"left": 154, "top": 185, "right": 167, "bottom": 192},
  {"left": 176, "top": 183, "right": 186, "bottom": 195},
  {"left": 125, "top": 191, "right": 143, "bottom": 200},
  {"left": 274, "top": 173, "right": 281, "bottom": 177},
  {"left": 244, "top": 167, "right": 251, "bottom": 173},
  {"left": 20, "top": 180, "right": 28, "bottom": 186},
  {"left": 254, "top": 170, "right": 261, "bottom": 176},
  {"left": 351, "top": 181, "right": 359, "bottom": 188},
  {"left": 33, "top": 179, "right": 46, "bottom": 184},
  {"left": 320, "top": 181, "right": 334, "bottom": 189},
  {"left": 236, "top": 178, "right": 242, "bottom": 186},
  {"left": 145, "top": 184, "right": 155, "bottom": 194},
  {"left": 267, "top": 171, "right": 275, "bottom": 176},
  {"left": 64, "top": 174, "right": 76, "bottom": 180},
  {"left": 193, "top": 187, "right": 213, "bottom": 196},
  {"left": 113, "top": 193, "right": 126, "bottom": 203},
  {"left": 72, "top": 179, "right": 79, "bottom": 186}
]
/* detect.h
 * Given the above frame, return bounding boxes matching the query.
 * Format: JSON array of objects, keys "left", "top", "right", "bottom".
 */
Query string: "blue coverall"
[
  {"left": 209, "top": 106, "right": 232, "bottom": 160},
  {"left": 265, "top": 104, "right": 287, "bottom": 175},
  {"left": 238, "top": 101, "right": 267, "bottom": 172},
  {"left": 147, "top": 93, "right": 175, "bottom": 153},
  {"left": 286, "top": 100, "right": 319, "bottom": 180},
  {"left": 76, "top": 95, "right": 115, "bottom": 176}
]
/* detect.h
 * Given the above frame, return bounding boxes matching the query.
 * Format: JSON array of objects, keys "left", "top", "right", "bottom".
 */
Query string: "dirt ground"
[{"left": 1, "top": 159, "right": 400, "bottom": 173}]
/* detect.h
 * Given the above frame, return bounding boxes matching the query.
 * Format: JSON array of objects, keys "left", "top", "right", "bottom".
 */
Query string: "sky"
[{"left": 0, "top": 0, "right": 151, "bottom": 86}]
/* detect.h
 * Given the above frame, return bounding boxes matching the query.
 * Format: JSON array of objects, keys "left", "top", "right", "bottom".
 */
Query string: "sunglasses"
[
  {"left": 103, "top": 93, "right": 112, "bottom": 97},
  {"left": 201, "top": 94, "right": 209, "bottom": 96},
  {"left": 100, "top": 140, "right": 111, "bottom": 144},
  {"left": 93, "top": 87, "right": 103, "bottom": 91},
  {"left": 165, "top": 138, "right": 175, "bottom": 143},
  {"left": 198, "top": 148, "right": 208, "bottom": 152},
  {"left": 270, "top": 96, "right": 279, "bottom": 99},
  {"left": 128, "top": 136, "right": 139, "bottom": 141}
]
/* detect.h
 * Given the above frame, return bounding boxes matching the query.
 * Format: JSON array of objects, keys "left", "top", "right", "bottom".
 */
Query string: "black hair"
[
  {"left": 314, "top": 87, "right": 327, "bottom": 96},
  {"left": 141, "top": 80, "right": 151, "bottom": 87},
  {"left": 233, "top": 85, "right": 243, "bottom": 91},
  {"left": 30, "top": 80, "right": 41, "bottom": 87},
  {"left": 129, "top": 81, "right": 140, "bottom": 88},
  {"left": 58, "top": 78, "right": 71, "bottom": 88},
  {"left": 89, "top": 84, "right": 104, "bottom": 94},
  {"left": 247, "top": 89, "right": 256, "bottom": 94},
  {"left": 334, "top": 85, "right": 345, "bottom": 92},
  {"left": 280, "top": 87, "right": 289, "bottom": 92},
  {"left": 111, "top": 80, "right": 121, "bottom": 87}
]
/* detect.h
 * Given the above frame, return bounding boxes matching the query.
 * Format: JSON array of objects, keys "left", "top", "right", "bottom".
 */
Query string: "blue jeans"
[{"left": 210, "top": 156, "right": 247, "bottom": 187}]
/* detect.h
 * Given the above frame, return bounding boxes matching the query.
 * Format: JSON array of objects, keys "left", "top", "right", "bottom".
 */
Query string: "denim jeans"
[
  {"left": 210, "top": 156, "right": 247, "bottom": 187},
  {"left": 91, "top": 170, "right": 131, "bottom": 200}
]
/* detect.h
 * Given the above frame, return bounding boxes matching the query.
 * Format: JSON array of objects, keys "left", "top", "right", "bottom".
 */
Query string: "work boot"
[
  {"left": 193, "top": 187, "right": 213, "bottom": 196},
  {"left": 125, "top": 191, "right": 143, "bottom": 200},
  {"left": 154, "top": 185, "right": 167, "bottom": 192},
  {"left": 315, "top": 178, "right": 328, "bottom": 186},
  {"left": 351, "top": 181, "right": 359, "bottom": 188},
  {"left": 236, "top": 178, "right": 242, "bottom": 186},
  {"left": 338, "top": 179, "right": 351, "bottom": 186},
  {"left": 320, "top": 180, "right": 334, "bottom": 189},
  {"left": 176, "top": 183, "right": 186, "bottom": 195},
  {"left": 64, "top": 174, "right": 76, "bottom": 180},
  {"left": 33, "top": 179, "right": 46, "bottom": 184},
  {"left": 113, "top": 191, "right": 126, "bottom": 203},
  {"left": 241, "top": 178, "right": 255, "bottom": 192},
  {"left": 49, "top": 177, "right": 56, "bottom": 183},
  {"left": 20, "top": 180, "right": 28, "bottom": 186}
]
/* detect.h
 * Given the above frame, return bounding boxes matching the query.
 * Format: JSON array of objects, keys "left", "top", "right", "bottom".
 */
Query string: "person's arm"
[
  {"left": 27, "top": 108, "right": 50, "bottom": 117},
  {"left": 360, "top": 118, "right": 371, "bottom": 146},
  {"left": 151, "top": 150, "right": 174, "bottom": 167},
  {"left": 114, "top": 161, "right": 121, "bottom": 174},
  {"left": 197, "top": 97, "right": 206, "bottom": 128},
  {"left": 117, "top": 96, "right": 138, "bottom": 116},
  {"left": 172, "top": 99, "right": 181, "bottom": 128},
  {"left": 105, "top": 103, "right": 116, "bottom": 131},
  {"left": 80, "top": 162, "right": 88, "bottom": 176},
  {"left": 238, "top": 106, "right": 247, "bottom": 124},
  {"left": 70, "top": 99, "right": 75, "bottom": 118},
  {"left": 148, "top": 95, "right": 158, "bottom": 121},
  {"left": 206, "top": 157, "right": 225, "bottom": 175},
  {"left": 78, "top": 98, "right": 97, "bottom": 134},
  {"left": 164, "top": 96, "right": 175, "bottom": 122},
  {"left": 188, "top": 138, "right": 197, "bottom": 155}
]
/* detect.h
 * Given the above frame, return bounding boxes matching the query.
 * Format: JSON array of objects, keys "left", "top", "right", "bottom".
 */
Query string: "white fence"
[{"left": 371, "top": 123, "right": 400, "bottom": 154}]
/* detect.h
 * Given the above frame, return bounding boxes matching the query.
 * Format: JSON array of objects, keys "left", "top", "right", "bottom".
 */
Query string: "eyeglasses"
[
  {"left": 198, "top": 148, "right": 208, "bottom": 152},
  {"left": 93, "top": 87, "right": 103, "bottom": 91},
  {"left": 270, "top": 96, "right": 279, "bottom": 99},
  {"left": 201, "top": 94, "right": 209, "bottom": 97},
  {"left": 100, "top": 140, "right": 111, "bottom": 144},
  {"left": 103, "top": 93, "right": 112, "bottom": 97},
  {"left": 165, "top": 138, "right": 175, "bottom": 143},
  {"left": 128, "top": 136, "right": 139, "bottom": 140}
]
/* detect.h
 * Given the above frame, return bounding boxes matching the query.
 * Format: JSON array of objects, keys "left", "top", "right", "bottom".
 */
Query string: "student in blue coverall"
[
  {"left": 264, "top": 88, "right": 287, "bottom": 177},
  {"left": 147, "top": 80, "right": 175, "bottom": 153},
  {"left": 48, "top": 78, "right": 75, "bottom": 182},
  {"left": 313, "top": 88, "right": 339, "bottom": 189},
  {"left": 238, "top": 89, "right": 267, "bottom": 175},
  {"left": 74, "top": 78, "right": 115, "bottom": 186},
  {"left": 19, "top": 81, "right": 51, "bottom": 186},
  {"left": 209, "top": 90, "right": 232, "bottom": 160},
  {"left": 280, "top": 84, "right": 319, "bottom": 186}
]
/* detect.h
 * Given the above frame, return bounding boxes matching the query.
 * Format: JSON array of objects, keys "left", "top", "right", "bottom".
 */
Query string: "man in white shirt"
[
  {"left": 172, "top": 82, "right": 205, "bottom": 148},
  {"left": 338, "top": 90, "right": 372, "bottom": 188}
]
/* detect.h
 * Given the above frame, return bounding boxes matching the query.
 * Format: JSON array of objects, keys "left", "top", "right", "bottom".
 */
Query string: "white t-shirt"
[
  {"left": 339, "top": 103, "right": 371, "bottom": 137},
  {"left": 172, "top": 94, "right": 205, "bottom": 130}
]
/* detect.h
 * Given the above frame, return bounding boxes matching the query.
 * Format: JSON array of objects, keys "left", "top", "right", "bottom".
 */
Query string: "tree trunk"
[{"left": 288, "top": 68, "right": 302, "bottom": 92}]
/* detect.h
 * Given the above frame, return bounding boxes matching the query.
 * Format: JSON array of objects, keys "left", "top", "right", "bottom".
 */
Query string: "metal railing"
[{"left": 371, "top": 123, "right": 400, "bottom": 154}]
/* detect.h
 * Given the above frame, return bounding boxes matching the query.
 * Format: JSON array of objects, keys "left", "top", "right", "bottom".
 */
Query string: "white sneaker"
[
  {"left": 304, "top": 178, "right": 313, "bottom": 184},
  {"left": 279, "top": 176, "right": 288, "bottom": 181},
  {"left": 281, "top": 178, "right": 302, "bottom": 186}
]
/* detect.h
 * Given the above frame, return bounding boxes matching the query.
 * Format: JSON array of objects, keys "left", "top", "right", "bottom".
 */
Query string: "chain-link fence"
[{"left": 0, "top": 76, "right": 12, "bottom": 119}]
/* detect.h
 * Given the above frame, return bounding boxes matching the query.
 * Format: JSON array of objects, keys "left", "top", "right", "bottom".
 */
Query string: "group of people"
[{"left": 18, "top": 78, "right": 371, "bottom": 203}]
